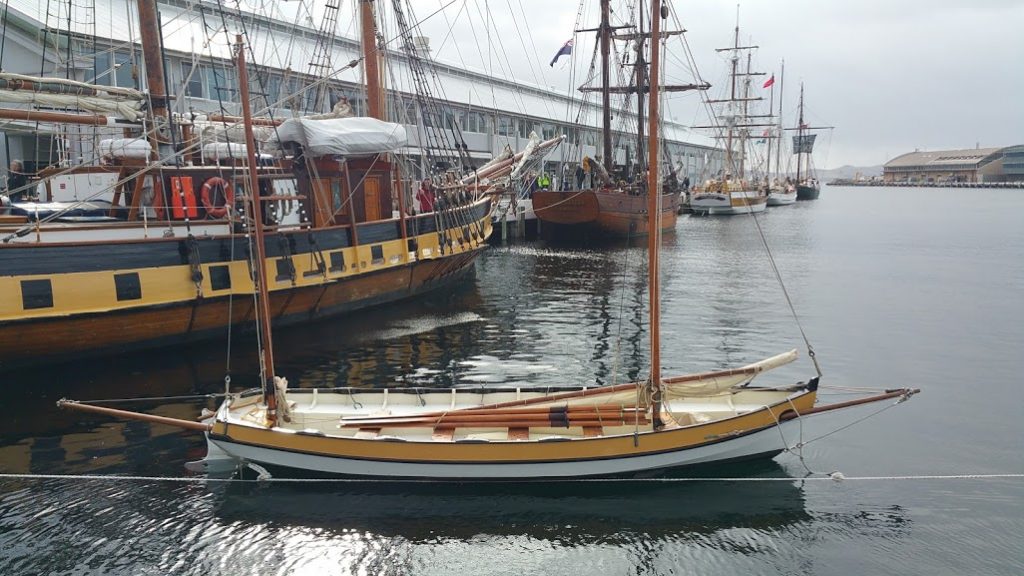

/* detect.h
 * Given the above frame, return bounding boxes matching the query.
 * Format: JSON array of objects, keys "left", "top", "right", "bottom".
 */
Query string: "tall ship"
[
  {"left": 790, "top": 84, "right": 830, "bottom": 201},
  {"left": 764, "top": 60, "right": 797, "bottom": 206},
  {"left": 0, "top": 0, "right": 569, "bottom": 368},
  {"left": 690, "top": 18, "right": 768, "bottom": 216},
  {"left": 531, "top": 0, "right": 705, "bottom": 238},
  {"left": 60, "top": 0, "right": 920, "bottom": 479}
]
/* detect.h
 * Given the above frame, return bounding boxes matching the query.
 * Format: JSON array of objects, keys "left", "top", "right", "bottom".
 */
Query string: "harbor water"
[{"left": 1, "top": 186, "right": 1022, "bottom": 575}]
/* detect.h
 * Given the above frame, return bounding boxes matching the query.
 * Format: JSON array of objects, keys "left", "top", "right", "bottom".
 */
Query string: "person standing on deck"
[
  {"left": 416, "top": 178, "right": 435, "bottom": 213},
  {"left": 5, "top": 160, "right": 29, "bottom": 202}
]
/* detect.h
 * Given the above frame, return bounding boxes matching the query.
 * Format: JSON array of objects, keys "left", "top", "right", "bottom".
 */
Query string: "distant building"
[
  {"left": 883, "top": 146, "right": 1024, "bottom": 184},
  {"left": 1002, "top": 145, "right": 1024, "bottom": 182}
]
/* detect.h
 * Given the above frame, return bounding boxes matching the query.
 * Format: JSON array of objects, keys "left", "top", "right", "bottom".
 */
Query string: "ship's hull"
[
  {"left": 691, "top": 189, "right": 768, "bottom": 215},
  {"left": 207, "top": 417, "right": 800, "bottom": 479},
  {"left": 0, "top": 198, "right": 492, "bottom": 368},
  {"left": 766, "top": 189, "right": 797, "bottom": 206},
  {"left": 532, "top": 189, "right": 679, "bottom": 237},
  {"left": 796, "top": 184, "right": 820, "bottom": 201},
  {"left": 203, "top": 353, "right": 816, "bottom": 480}
]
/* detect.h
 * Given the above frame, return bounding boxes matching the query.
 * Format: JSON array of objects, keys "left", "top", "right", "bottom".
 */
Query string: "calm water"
[{"left": 1, "top": 186, "right": 1022, "bottom": 575}]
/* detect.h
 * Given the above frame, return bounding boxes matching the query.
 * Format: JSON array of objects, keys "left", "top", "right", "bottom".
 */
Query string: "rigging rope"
[{"left": 0, "top": 473, "right": 1020, "bottom": 484}]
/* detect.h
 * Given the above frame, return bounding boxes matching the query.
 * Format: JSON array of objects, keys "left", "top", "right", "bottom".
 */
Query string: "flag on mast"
[
  {"left": 763, "top": 75, "right": 775, "bottom": 89},
  {"left": 549, "top": 39, "right": 574, "bottom": 67}
]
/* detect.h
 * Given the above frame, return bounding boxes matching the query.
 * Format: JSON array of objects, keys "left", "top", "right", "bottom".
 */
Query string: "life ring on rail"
[{"left": 200, "top": 177, "right": 234, "bottom": 218}]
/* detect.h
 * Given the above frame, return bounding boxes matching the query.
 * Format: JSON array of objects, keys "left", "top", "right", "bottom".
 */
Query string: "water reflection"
[
  {"left": 0, "top": 461, "right": 921, "bottom": 576},
  {"left": 213, "top": 467, "right": 811, "bottom": 544}
]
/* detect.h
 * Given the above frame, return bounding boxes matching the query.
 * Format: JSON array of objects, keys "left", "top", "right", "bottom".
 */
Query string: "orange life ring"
[{"left": 200, "top": 177, "right": 234, "bottom": 218}]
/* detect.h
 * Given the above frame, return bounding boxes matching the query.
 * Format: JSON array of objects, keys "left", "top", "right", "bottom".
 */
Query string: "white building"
[{"left": 0, "top": 0, "right": 722, "bottom": 184}]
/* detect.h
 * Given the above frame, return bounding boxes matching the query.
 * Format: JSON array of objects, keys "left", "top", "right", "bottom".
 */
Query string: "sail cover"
[
  {"left": 273, "top": 117, "right": 408, "bottom": 158},
  {"left": 792, "top": 134, "right": 817, "bottom": 154}
]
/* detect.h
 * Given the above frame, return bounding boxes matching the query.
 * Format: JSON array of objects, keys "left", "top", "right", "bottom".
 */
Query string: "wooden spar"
[
  {"left": 341, "top": 405, "right": 647, "bottom": 420},
  {"left": 360, "top": 0, "right": 385, "bottom": 120},
  {"left": 340, "top": 418, "right": 650, "bottom": 430},
  {"left": 236, "top": 35, "right": 278, "bottom": 424},
  {"left": 135, "top": 0, "right": 170, "bottom": 137},
  {"left": 56, "top": 399, "right": 212, "bottom": 432},
  {"left": 0, "top": 107, "right": 113, "bottom": 125},
  {"left": 599, "top": 0, "right": 612, "bottom": 170},
  {"left": 780, "top": 388, "right": 919, "bottom": 421},
  {"left": 794, "top": 83, "right": 802, "bottom": 180},
  {"left": 647, "top": 0, "right": 664, "bottom": 428},
  {"left": 207, "top": 113, "right": 282, "bottom": 127},
  {"left": 337, "top": 357, "right": 789, "bottom": 423}
]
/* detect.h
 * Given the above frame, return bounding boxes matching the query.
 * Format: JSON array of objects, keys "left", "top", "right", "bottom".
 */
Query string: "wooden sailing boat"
[
  {"left": 764, "top": 60, "right": 797, "bottom": 207},
  {"left": 789, "top": 84, "right": 830, "bottom": 201},
  {"left": 531, "top": 0, "right": 700, "bottom": 238},
  {"left": 690, "top": 17, "right": 769, "bottom": 216},
  {"left": 60, "top": 2, "right": 919, "bottom": 480},
  {"left": 0, "top": 0, "right": 561, "bottom": 369}
]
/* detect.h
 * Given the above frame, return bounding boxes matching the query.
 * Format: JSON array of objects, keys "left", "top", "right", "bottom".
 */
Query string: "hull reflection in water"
[{"left": 212, "top": 461, "right": 811, "bottom": 542}]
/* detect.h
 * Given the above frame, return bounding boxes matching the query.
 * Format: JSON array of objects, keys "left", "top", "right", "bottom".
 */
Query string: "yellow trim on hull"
[{"left": 212, "top": 389, "right": 816, "bottom": 464}]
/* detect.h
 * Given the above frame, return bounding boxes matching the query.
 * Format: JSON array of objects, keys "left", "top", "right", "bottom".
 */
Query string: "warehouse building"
[{"left": 883, "top": 146, "right": 1023, "bottom": 184}]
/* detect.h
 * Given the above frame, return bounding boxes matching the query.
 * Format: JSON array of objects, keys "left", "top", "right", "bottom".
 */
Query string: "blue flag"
[{"left": 549, "top": 39, "right": 573, "bottom": 67}]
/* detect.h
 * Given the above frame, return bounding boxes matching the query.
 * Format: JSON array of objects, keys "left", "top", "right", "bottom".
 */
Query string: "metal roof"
[
  {"left": 885, "top": 147, "right": 1005, "bottom": 169},
  {"left": 4, "top": 0, "right": 715, "bottom": 149}
]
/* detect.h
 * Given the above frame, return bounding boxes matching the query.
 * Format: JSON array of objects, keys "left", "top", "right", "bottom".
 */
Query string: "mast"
[
  {"left": 600, "top": 0, "right": 612, "bottom": 171},
  {"left": 136, "top": 0, "right": 175, "bottom": 169},
  {"left": 739, "top": 50, "right": 752, "bottom": 180},
  {"left": 725, "top": 20, "right": 738, "bottom": 176},
  {"left": 765, "top": 71, "right": 773, "bottom": 183},
  {"left": 360, "top": 0, "right": 385, "bottom": 120},
  {"left": 796, "top": 83, "right": 804, "bottom": 183},
  {"left": 646, "top": 0, "right": 663, "bottom": 428},
  {"left": 236, "top": 35, "right": 278, "bottom": 424},
  {"left": 634, "top": 0, "right": 646, "bottom": 176},
  {"left": 775, "top": 60, "right": 784, "bottom": 178}
]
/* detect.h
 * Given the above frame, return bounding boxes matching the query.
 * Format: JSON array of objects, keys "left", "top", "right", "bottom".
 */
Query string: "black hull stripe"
[{"left": 0, "top": 201, "right": 489, "bottom": 276}]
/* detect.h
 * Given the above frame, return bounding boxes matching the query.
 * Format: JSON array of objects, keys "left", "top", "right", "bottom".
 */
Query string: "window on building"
[
  {"left": 497, "top": 115, "right": 514, "bottom": 136},
  {"left": 181, "top": 62, "right": 203, "bottom": 98},
  {"left": 206, "top": 65, "right": 237, "bottom": 102},
  {"left": 518, "top": 119, "right": 532, "bottom": 138},
  {"left": 95, "top": 51, "right": 135, "bottom": 89}
]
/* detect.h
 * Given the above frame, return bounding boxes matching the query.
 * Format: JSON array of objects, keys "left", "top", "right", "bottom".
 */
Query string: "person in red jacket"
[{"left": 416, "top": 178, "right": 435, "bottom": 213}]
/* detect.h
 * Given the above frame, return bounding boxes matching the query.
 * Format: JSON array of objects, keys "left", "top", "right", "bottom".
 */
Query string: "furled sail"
[{"left": 271, "top": 117, "right": 408, "bottom": 157}]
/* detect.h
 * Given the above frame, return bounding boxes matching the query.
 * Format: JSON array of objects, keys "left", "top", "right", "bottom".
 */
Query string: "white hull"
[
  {"left": 766, "top": 192, "right": 797, "bottom": 206},
  {"left": 690, "top": 189, "right": 767, "bottom": 215},
  {"left": 491, "top": 197, "right": 536, "bottom": 224},
  {"left": 206, "top": 419, "right": 800, "bottom": 479}
]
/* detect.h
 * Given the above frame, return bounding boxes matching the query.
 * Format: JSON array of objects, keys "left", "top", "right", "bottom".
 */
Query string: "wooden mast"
[
  {"left": 796, "top": 83, "right": 804, "bottom": 183},
  {"left": 775, "top": 60, "right": 785, "bottom": 178},
  {"left": 360, "top": 0, "right": 386, "bottom": 120},
  {"left": 136, "top": 0, "right": 171, "bottom": 145},
  {"left": 236, "top": 35, "right": 278, "bottom": 424},
  {"left": 634, "top": 1, "right": 646, "bottom": 174},
  {"left": 646, "top": 0, "right": 663, "bottom": 428},
  {"left": 600, "top": 0, "right": 613, "bottom": 171}
]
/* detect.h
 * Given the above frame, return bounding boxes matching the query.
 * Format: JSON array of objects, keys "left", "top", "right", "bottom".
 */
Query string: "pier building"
[
  {"left": 0, "top": 0, "right": 722, "bottom": 188},
  {"left": 883, "top": 146, "right": 1024, "bottom": 184}
]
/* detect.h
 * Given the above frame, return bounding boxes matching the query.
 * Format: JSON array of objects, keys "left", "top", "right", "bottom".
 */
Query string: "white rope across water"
[{"left": 0, "top": 473, "right": 1021, "bottom": 484}]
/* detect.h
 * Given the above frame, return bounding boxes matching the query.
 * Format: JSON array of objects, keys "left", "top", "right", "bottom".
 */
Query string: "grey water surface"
[{"left": 1, "top": 185, "right": 1022, "bottom": 575}]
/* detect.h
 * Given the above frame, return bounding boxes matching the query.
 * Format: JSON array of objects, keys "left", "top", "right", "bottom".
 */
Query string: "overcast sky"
[{"left": 405, "top": 0, "right": 1023, "bottom": 168}]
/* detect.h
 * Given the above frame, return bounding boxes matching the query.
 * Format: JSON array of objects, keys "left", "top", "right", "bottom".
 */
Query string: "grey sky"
[{"left": 411, "top": 0, "right": 1024, "bottom": 168}]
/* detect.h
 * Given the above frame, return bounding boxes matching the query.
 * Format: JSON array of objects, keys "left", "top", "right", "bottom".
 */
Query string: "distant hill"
[{"left": 819, "top": 165, "right": 883, "bottom": 181}]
